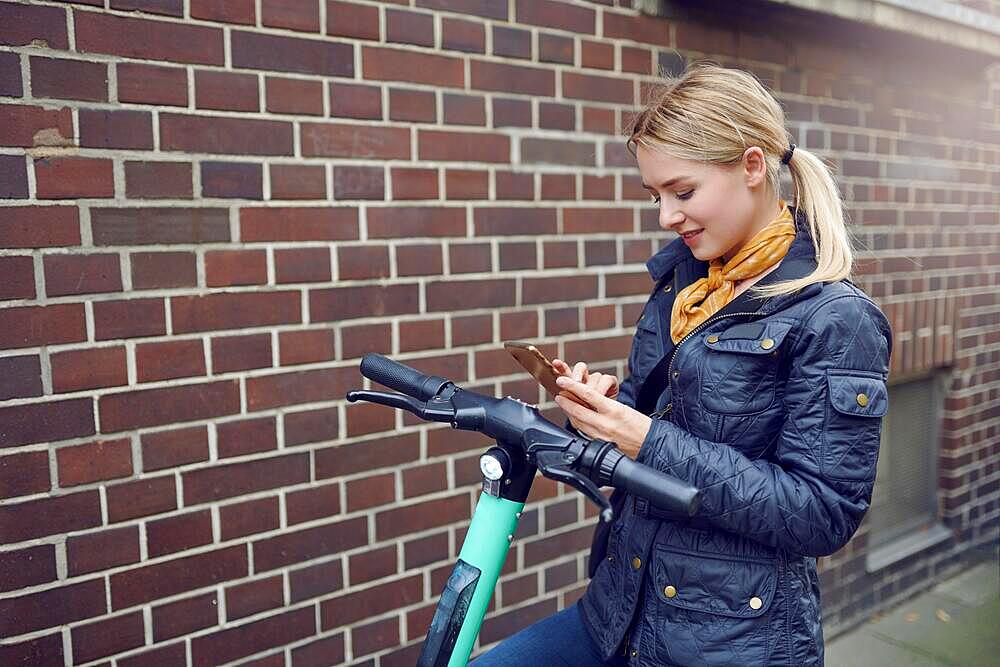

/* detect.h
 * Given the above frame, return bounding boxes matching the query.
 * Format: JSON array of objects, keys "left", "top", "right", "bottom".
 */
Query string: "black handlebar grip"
[
  {"left": 359, "top": 353, "right": 449, "bottom": 401},
  {"left": 611, "top": 455, "right": 700, "bottom": 517}
]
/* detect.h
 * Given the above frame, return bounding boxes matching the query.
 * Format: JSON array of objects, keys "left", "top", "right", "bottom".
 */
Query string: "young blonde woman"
[{"left": 471, "top": 62, "right": 892, "bottom": 666}]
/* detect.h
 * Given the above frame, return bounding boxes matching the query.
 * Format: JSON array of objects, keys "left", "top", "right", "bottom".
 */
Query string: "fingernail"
[{"left": 555, "top": 376, "right": 569, "bottom": 386}]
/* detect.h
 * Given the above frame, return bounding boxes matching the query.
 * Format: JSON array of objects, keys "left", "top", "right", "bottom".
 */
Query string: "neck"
[{"left": 721, "top": 197, "right": 785, "bottom": 264}]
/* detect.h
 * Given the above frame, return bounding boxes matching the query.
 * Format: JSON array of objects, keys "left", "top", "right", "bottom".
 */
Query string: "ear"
[{"left": 740, "top": 146, "right": 767, "bottom": 188}]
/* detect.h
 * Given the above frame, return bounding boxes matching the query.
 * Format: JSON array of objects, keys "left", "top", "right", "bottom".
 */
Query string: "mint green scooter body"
[{"left": 447, "top": 492, "right": 524, "bottom": 666}]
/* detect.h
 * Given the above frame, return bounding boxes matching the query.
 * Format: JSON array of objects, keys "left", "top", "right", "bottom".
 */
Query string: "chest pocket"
[{"left": 699, "top": 321, "right": 794, "bottom": 415}]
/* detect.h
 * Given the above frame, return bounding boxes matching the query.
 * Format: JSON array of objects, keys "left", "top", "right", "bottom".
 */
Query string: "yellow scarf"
[{"left": 669, "top": 200, "right": 796, "bottom": 343}]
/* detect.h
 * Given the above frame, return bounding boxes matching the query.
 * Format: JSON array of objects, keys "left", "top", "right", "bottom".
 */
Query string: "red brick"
[
  {"left": 147, "top": 509, "right": 214, "bottom": 557},
  {"left": 270, "top": 164, "right": 327, "bottom": 200},
  {"left": 340, "top": 322, "right": 392, "bottom": 359},
  {"left": 0, "top": 255, "right": 35, "bottom": 300},
  {"left": 75, "top": 10, "right": 224, "bottom": 65},
  {"left": 106, "top": 475, "right": 176, "bottom": 522},
  {"left": 232, "top": 30, "right": 352, "bottom": 77},
  {"left": 216, "top": 416, "right": 277, "bottom": 458},
  {"left": 396, "top": 243, "right": 443, "bottom": 277},
  {"left": 315, "top": 433, "right": 419, "bottom": 479},
  {"left": 310, "top": 283, "right": 419, "bottom": 322},
  {"left": 110, "top": 545, "right": 248, "bottom": 610},
  {"left": 301, "top": 399, "right": 355, "bottom": 448},
  {"left": 392, "top": 167, "right": 438, "bottom": 200},
  {"left": 161, "top": 113, "right": 293, "bottom": 156},
  {"left": 493, "top": 24, "right": 531, "bottom": 59},
  {"left": 387, "top": 8, "right": 435, "bottom": 47},
  {"left": 152, "top": 592, "right": 219, "bottom": 642},
  {"left": 211, "top": 332, "right": 273, "bottom": 373},
  {"left": 493, "top": 96, "right": 532, "bottom": 128},
  {"left": 327, "top": 0, "right": 379, "bottom": 39},
  {"left": 0, "top": 490, "right": 101, "bottom": 542},
  {"left": 348, "top": 544, "right": 397, "bottom": 586},
  {"left": 495, "top": 171, "right": 535, "bottom": 199},
  {"left": 390, "top": 87, "right": 437, "bottom": 123},
  {"left": 399, "top": 318, "right": 446, "bottom": 352},
  {"left": 363, "top": 45, "right": 464, "bottom": 87},
  {"left": 320, "top": 575, "right": 422, "bottom": 628},
  {"left": 266, "top": 76, "right": 324, "bottom": 116},
  {"left": 202, "top": 161, "right": 264, "bottom": 198},
  {"left": 368, "top": 206, "right": 466, "bottom": 238},
  {"left": 442, "top": 16, "right": 486, "bottom": 53},
  {"left": 93, "top": 298, "right": 166, "bottom": 340},
  {"left": 118, "top": 643, "right": 187, "bottom": 667},
  {"left": 345, "top": 401, "right": 394, "bottom": 437},
  {"left": 451, "top": 313, "right": 493, "bottom": 346},
  {"left": 337, "top": 244, "right": 390, "bottom": 280},
  {"left": 100, "top": 380, "right": 240, "bottom": 432},
  {"left": 191, "top": 0, "right": 255, "bottom": 24},
  {"left": 0, "top": 450, "right": 50, "bottom": 499},
  {"left": 450, "top": 242, "right": 492, "bottom": 274},
  {"left": 246, "top": 366, "right": 354, "bottom": 411},
  {"left": 57, "top": 437, "right": 133, "bottom": 487},
  {"left": 240, "top": 206, "right": 358, "bottom": 241},
  {"left": 333, "top": 165, "right": 385, "bottom": 200},
  {"left": 0, "top": 578, "right": 106, "bottom": 637},
  {"left": 475, "top": 207, "right": 558, "bottom": 236},
  {"left": 252, "top": 516, "right": 367, "bottom": 571},
  {"left": 171, "top": 291, "right": 300, "bottom": 333},
  {"left": 291, "top": 634, "right": 346, "bottom": 666},
  {"left": 279, "top": 328, "right": 335, "bottom": 365},
  {"left": 110, "top": 0, "right": 183, "bottom": 15},
  {"left": 136, "top": 339, "right": 206, "bottom": 382},
  {"left": 515, "top": 0, "right": 594, "bottom": 32},
  {"left": 471, "top": 59, "right": 554, "bottom": 96},
  {"left": 205, "top": 249, "right": 267, "bottom": 287},
  {"left": 191, "top": 607, "right": 314, "bottom": 667},
  {"left": 0, "top": 103, "right": 73, "bottom": 148},
  {"left": 286, "top": 481, "right": 341, "bottom": 525},
  {"left": 131, "top": 250, "right": 197, "bottom": 289},
  {"left": 125, "top": 161, "right": 193, "bottom": 199},
  {"left": 71, "top": 611, "right": 145, "bottom": 664},
  {"left": 329, "top": 81, "right": 382, "bottom": 119},
  {"left": 284, "top": 407, "right": 338, "bottom": 446},
  {"left": 195, "top": 69, "right": 259, "bottom": 112},
  {"left": 0, "top": 544, "right": 57, "bottom": 593},
  {"left": 91, "top": 207, "right": 230, "bottom": 245},
  {"left": 275, "top": 247, "right": 331, "bottom": 283},
  {"left": 79, "top": 107, "right": 154, "bottom": 149},
  {"left": 117, "top": 62, "right": 188, "bottom": 106},
  {"left": 183, "top": 453, "right": 309, "bottom": 504},
  {"left": 0, "top": 154, "right": 27, "bottom": 197},
  {"left": 418, "top": 128, "right": 510, "bottom": 163},
  {"left": 376, "top": 493, "right": 469, "bottom": 540},
  {"left": 289, "top": 558, "right": 344, "bottom": 603},
  {"left": 43, "top": 252, "right": 122, "bottom": 296},
  {"left": 220, "top": 496, "right": 280, "bottom": 540},
  {"left": 604, "top": 9, "right": 671, "bottom": 46},
  {"left": 67, "top": 525, "right": 140, "bottom": 576},
  {"left": 301, "top": 122, "right": 410, "bottom": 159},
  {"left": 446, "top": 168, "right": 489, "bottom": 198},
  {"left": 226, "top": 575, "right": 284, "bottom": 622},
  {"left": 0, "top": 3, "right": 69, "bottom": 49},
  {"left": 426, "top": 278, "right": 516, "bottom": 311},
  {"left": 35, "top": 156, "right": 114, "bottom": 199},
  {"left": 0, "top": 397, "right": 94, "bottom": 448},
  {"left": 354, "top": 616, "right": 399, "bottom": 657},
  {"left": 262, "top": 0, "right": 319, "bottom": 31},
  {"left": 141, "top": 425, "right": 210, "bottom": 471},
  {"left": 29, "top": 56, "right": 106, "bottom": 102},
  {"left": 0, "top": 304, "right": 82, "bottom": 348}
]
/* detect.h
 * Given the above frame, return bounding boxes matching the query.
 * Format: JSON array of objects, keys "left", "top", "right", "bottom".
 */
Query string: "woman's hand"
[
  {"left": 552, "top": 375, "right": 652, "bottom": 460},
  {"left": 550, "top": 358, "right": 619, "bottom": 399}
]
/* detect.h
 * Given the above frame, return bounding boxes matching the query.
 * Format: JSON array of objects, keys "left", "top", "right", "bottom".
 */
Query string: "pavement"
[{"left": 825, "top": 557, "right": 999, "bottom": 666}]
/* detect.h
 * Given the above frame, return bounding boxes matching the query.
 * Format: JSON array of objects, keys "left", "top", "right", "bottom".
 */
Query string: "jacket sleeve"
[{"left": 639, "top": 294, "right": 892, "bottom": 557}]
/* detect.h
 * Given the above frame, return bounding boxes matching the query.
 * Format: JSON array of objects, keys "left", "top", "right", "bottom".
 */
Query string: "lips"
[{"left": 680, "top": 229, "right": 703, "bottom": 239}]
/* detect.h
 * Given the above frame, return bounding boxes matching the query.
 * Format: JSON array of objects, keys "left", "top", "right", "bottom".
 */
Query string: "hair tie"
[{"left": 780, "top": 143, "right": 796, "bottom": 166}]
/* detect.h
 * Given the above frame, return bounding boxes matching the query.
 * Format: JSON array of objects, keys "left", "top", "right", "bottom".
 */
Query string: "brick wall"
[{"left": 1, "top": 0, "right": 997, "bottom": 665}]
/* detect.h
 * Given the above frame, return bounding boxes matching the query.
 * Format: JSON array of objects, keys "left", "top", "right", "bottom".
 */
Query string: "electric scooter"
[{"left": 346, "top": 353, "right": 700, "bottom": 667}]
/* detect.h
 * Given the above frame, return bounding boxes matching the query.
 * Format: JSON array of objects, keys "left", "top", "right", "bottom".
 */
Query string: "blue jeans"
[{"left": 469, "top": 602, "right": 626, "bottom": 666}]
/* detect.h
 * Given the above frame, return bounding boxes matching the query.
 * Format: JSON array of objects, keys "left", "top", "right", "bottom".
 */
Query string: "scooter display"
[{"left": 346, "top": 353, "right": 700, "bottom": 667}]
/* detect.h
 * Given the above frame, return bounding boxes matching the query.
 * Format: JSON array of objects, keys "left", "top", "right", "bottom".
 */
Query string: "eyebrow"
[{"left": 640, "top": 176, "right": 691, "bottom": 189}]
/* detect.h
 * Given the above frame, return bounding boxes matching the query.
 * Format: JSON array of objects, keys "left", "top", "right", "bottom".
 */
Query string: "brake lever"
[
  {"left": 534, "top": 450, "right": 614, "bottom": 523},
  {"left": 345, "top": 390, "right": 455, "bottom": 423}
]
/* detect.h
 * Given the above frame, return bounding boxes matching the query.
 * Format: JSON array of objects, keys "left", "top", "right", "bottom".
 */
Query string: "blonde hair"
[{"left": 625, "top": 61, "right": 854, "bottom": 299}]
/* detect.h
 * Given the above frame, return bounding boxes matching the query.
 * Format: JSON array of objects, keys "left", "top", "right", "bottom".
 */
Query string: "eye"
[
  {"left": 650, "top": 194, "right": 661, "bottom": 205},
  {"left": 676, "top": 190, "right": 694, "bottom": 200}
]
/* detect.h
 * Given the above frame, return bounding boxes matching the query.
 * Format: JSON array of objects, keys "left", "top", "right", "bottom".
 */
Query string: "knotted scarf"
[{"left": 669, "top": 199, "right": 796, "bottom": 343}]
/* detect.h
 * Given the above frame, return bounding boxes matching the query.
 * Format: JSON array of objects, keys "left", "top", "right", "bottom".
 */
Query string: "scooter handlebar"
[
  {"left": 360, "top": 353, "right": 449, "bottom": 401},
  {"left": 610, "top": 453, "right": 700, "bottom": 517}
]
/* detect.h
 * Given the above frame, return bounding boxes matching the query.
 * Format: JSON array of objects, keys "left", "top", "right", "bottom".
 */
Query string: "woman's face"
[{"left": 636, "top": 144, "right": 773, "bottom": 263}]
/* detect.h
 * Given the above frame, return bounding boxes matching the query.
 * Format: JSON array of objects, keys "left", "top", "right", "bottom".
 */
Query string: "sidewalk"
[{"left": 825, "top": 558, "right": 999, "bottom": 666}]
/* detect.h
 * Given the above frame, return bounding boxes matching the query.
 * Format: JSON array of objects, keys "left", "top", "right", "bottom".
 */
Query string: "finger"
[
  {"left": 551, "top": 359, "right": 571, "bottom": 376},
  {"left": 594, "top": 375, "right": 618, "bottom": 398},
  {"left": 555, "top": 395, "right": 598, "bottom": 429},
  {"left": 556, "top": 375, "right": 615, "bottom": 410},
  {"left": 573, "top": 362, "right": 589, "bottom": 383}
]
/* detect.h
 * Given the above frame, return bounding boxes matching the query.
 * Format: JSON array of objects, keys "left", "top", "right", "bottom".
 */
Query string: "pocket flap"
[
  {"left": 653, "top": 546, "right": 777, "bottom": 619},
  {"left": 702, "top": 321, "right": 793, "bottom": 355},
  {"left": 827, "top": 370, "right": 888, "bottom": 417}
]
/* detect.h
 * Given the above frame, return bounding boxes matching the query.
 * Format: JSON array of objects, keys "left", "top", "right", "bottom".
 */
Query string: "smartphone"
[{"left": 503, "top": 341, "right": 590, "bottom": 407}]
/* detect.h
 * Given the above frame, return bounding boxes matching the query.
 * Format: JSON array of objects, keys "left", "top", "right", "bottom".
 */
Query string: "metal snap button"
[
  {"left": 663, "top": 284, "right": 673, "bottom": 293},
  {"left": 749, "top": 596, "right": 763, "bottom": 610},
  {"left": 857, "top": 393, "right": 869, "bottom": 407},
  {"left": 672, "top": 370, "right": 679, "bottom": 379},
  {"left": 664, "top": 585, "right": 677, "bottom": 598},
  {"left": 760, "top": 338, "right": 775, "bottom": 350},
  {"left": 707, "top": 335, "right": 720, "bottom": 344},
  {"left": 631, "top": 556, "right": 642, "bottom": 570}
]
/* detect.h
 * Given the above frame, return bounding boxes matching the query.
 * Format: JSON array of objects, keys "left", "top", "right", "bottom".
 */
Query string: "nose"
[{"left": 659, "top": 202, "right": 685, "bottom": 231}]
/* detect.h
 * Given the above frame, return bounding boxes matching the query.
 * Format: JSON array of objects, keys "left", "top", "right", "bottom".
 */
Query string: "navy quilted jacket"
[{"left": 577, "top": 208, "right": 892, "bottom": 666}]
